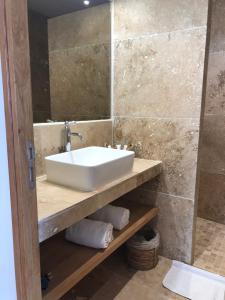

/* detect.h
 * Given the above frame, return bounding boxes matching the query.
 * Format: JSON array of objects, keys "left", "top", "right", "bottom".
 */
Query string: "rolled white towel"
[
  {"left": 89, "top": 205, "right": 130, "bottom": 230},
  {"left": 65, "top": 219, "right": 113, "bottom": 249}
]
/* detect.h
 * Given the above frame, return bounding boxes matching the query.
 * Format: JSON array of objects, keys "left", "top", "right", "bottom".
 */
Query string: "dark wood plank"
[{"left": 41, "top": 203, "right": 159, "bottom": 300}]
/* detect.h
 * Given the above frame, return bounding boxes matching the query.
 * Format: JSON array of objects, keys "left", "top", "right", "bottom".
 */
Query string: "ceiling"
[{"left": 28, "top": 0, "right": 110, "bottom": 18}]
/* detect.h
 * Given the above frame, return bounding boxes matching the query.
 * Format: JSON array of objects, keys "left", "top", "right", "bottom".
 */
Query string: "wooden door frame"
[{"left": 0, "top": 0, "right": 42, "bottom": 299}]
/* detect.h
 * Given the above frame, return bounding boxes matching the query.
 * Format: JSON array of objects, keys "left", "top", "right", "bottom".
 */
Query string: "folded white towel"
[
  {"left": 89, "top": 205, "right": 130, "bottom": 230},
  {"left": 65, "top": 219, "right": 113, "bottom": 249}
]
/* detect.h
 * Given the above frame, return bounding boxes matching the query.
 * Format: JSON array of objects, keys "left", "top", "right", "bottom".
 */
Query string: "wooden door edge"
[{"left": 0, "top": 0, "right": 42, "bottom": 299}]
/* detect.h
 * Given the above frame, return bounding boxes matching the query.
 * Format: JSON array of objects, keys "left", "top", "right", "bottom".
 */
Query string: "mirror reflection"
[{"left": 28, "top": 0, "right": 111, "bottom": 123}]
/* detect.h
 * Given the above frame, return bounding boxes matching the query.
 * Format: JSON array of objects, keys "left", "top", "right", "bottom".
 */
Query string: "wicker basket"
[{"left": 126, "top": 228, "right": 160, "bottom": 271}]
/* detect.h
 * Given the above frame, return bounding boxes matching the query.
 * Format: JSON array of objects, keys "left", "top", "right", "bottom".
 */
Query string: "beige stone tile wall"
[
  {"left": 48, "top": 4, "right": 111, "bottom": 121},
  {"left": 114, "top": 29, "right": 206, "bottom": 119},
  {"left": 121, "top": 188, "right": 194, "bottom": 263},
  {"left": 112, "top": 0, "right": 209, "bottom": 263},
  {"left": 209, "top": 0, "right": 225, "bottom": 52},
  {"left": 34, "top": 120, "right": 112, "bottom": 176},
  {"left": 198, "top": 0, "right": 225, "bottom": 224},
  {"left": 29, "top": 10, "right": 51, "bottom": 123}
]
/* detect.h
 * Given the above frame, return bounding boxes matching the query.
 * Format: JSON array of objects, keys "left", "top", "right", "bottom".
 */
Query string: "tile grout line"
[
  {"left": 114, "top": 115, "right": 201, "bottom": 121},
  {"left": 139, "top": 188, "right": 195, "bottom": 202},
  {"left": 209, "top": 49, "right": 225, "bottom": 55},
  {"left": 113, "top": 25, "right": 207, "bottom": 43},
  {"left": 49, "top": 41, "right": 111, "bottom": 53}
]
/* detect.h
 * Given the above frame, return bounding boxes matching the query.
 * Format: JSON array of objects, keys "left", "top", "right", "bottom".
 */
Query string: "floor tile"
[{"left": 194, "top": 217, "right": 225, "bottom": 276}]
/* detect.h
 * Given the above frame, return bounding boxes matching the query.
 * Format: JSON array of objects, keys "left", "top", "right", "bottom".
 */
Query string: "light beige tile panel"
[
  {"left": 113, "top": 27, "right": 206, "bottom": 119},
  {"left": 34, "top": 120, "right": 113, "bottom": 176},
  {"left": 49, "top": 43, "right": 110, "bottom": 121},
  {"left": 123, "top": 188, "right": 194, "bottom": 264},
  {"left": 48, "top": 3, "right": 111, "bottom": 51},
  {"left": 114, "top": 117, "right": 199, "bottom": 199},
  {"left": 113, "top": 0, "right": 208, "bottom": 40}
]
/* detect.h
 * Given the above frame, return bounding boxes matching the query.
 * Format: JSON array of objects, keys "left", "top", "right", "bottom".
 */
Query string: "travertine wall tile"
[
  {"left": 48, "top": 3, "right": 111, "bottom": 121},
  {"left": 34, "top": 120, "right": 112, "bottom": 176},
  {"left": 209, "top": 0, "right": 225, "bottom": 52},
  {"left": 198, "top": 171, "right": 225, "bottom": 224},
  {"left": 197, "top": 0, "right": 225, "bottom": 224},
  {"left": 114, "top": 117, "right": 199, "bottom": 199},
  {"left": 114, "top": 28, "right": 206, "bottom": 118},
  {"left": 49, "top": 44, "right": 110, "bottom": 121},
  {"left": 28, "top": 10, "right": 51, "bottom": 123},
  {"left": 113, "top": 0, "right": 208, "bottom": 262},
  {"left": 204, "top": 52, "right": 225, "bottom": 115},
  {"left": 145, "top": 192, "right": 194, "bottom": 264},
  {"left": 200, "top": 114, "right": 225, "bottom": 175},
  {"left": 48, "top": 4, "right": 110, "bottom": 51},
  {"left": 122, "top": 188, "right": 194, "bottom": 263},
  {"left": 198, "top": 53, "right": 225, "bottom": 220},
  {"left": 114, "top": 0, "right": 208, "bottom": 40},
  {"left": 34, "top": 126, "right": 45, "bottom": 177}
]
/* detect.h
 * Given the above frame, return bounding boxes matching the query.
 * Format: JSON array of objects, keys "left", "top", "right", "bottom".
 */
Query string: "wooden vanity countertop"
[{"left": 37, "top": 158, "right": 162, "bottom": 242}]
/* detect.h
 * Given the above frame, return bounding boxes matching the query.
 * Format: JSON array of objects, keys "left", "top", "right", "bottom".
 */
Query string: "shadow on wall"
[{"left": 198, "top": 0, "right": 225, "bottom": 225}]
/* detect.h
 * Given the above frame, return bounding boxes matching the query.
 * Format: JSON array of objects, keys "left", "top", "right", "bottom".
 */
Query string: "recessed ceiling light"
[{"left": 84, "top": 0, "right": 90, "bottom": 5}]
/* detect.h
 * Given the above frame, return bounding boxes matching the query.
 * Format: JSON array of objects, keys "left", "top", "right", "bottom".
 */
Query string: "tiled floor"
[
  {"left": 62, "top": 250, "right": 184, "bottom": 300},
  {"left": 62, "top": 217, "right": 225, "bottom": 300},
  {"left": 194, "top": 217, "right": 225, "bottom": 276}
]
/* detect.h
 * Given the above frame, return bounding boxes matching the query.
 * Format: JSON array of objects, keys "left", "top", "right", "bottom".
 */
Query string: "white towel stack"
[
  {"left": 65, "top": 219, "right": 113, "bottom": 249},
  {"left": 89, "top": 204, "right": 130, "bottom": 230}
]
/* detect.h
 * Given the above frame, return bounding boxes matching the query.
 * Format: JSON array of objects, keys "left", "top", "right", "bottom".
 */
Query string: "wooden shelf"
[
  {"left": 40, "top": 202, "right": 159, "bottom": 300},
  {"left": 37, "top": 158, "right": 162, "bottom": 242}
]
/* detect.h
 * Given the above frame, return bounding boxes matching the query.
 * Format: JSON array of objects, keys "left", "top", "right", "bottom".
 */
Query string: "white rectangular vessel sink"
[{"left": 45, "top": 146, "right": 135, "bottom": 191}]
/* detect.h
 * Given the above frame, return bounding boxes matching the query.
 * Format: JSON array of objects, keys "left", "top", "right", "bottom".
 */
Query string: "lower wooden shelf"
[{"left": 40, "top": 202, "right": 159, "bottom": 300}]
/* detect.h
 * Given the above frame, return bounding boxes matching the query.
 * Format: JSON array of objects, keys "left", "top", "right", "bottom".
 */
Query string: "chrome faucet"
[{"left": 64, "top": 121, "right": 83, "bottom": 152}]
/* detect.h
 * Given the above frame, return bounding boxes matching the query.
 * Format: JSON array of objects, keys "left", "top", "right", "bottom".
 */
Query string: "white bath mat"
[{"left": 163, "top": 260, "right": 225, "bottom": 300}]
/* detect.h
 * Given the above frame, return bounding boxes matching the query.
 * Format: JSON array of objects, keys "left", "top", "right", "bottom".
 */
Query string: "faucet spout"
[
  {"left": 71, "top": 132, "right": 83, "bottom": 141},
  {"left": 64, "top": 121, "right": 83, "bottom": 152}
]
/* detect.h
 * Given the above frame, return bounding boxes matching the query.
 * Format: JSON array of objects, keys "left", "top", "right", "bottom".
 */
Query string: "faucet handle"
[
  {"left": 64, "top": 121, "right": 77, "bottom": 128},
  {"left": 65, "top": 120, "right": 76, "bottom": 124}
]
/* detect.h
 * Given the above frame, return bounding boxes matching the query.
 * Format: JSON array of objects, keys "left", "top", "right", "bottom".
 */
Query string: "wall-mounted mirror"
[{"left": 28, "top": 0, "right": 111, "bottom": 123}]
